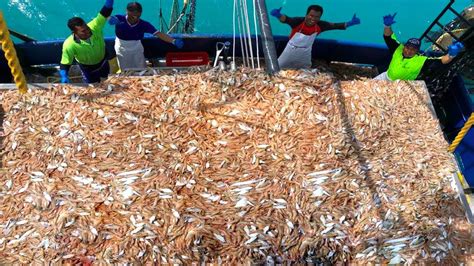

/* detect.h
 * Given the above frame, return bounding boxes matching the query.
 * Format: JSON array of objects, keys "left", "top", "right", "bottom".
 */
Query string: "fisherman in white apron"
[
  {"left": 108, "top": 2, "right": 184, "bottom": 70},
  {"left": 270, "top": 5, "right": 361, "bottom": 69}
]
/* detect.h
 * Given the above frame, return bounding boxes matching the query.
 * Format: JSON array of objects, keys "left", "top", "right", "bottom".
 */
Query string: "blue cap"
[{"left": 405, "top": 38, "right": 421, "bottom": 49}]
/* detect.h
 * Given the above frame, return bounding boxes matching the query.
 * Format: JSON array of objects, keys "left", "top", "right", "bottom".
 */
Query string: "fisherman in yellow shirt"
[
  {"left": 59, "top": 0, "right": 114, "bottom": 83},
  {"left": 375, "top": 12, "right": 464, "bottom": 81}
]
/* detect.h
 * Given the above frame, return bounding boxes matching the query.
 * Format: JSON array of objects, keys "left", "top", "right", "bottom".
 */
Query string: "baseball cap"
[{"left": 405, "top": 38, "right": 421, "bottom": 49}]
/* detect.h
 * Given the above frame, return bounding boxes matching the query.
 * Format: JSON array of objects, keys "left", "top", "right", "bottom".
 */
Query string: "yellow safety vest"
[{"left": 387, "top": 45, "right": 428, "bottom": 81}]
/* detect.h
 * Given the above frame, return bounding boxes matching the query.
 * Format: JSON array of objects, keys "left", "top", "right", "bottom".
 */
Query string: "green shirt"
[{"left": 60, "top": 13, "right": 107, "bottom": 66}]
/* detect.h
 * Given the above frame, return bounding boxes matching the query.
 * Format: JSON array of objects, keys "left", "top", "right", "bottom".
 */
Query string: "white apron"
[
  {"left": 374, "top": 71, "right": 392, "bottom": 81},
  {"left": 114, "top": 37, "right": 146, "bottom": 70},
  {"left": 278, "top": 31, "right": 318, "bottom": 69}
]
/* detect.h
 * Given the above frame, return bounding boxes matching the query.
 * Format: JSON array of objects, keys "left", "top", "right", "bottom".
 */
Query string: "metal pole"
[
  {"left": 8, "top": 29, "right": 35, "bottom": 42},
  {"left": 255, "top": 0, "right": 279, "bottom": 74}
]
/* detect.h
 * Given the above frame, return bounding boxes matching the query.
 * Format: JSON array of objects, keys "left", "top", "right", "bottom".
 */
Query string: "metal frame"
[
  {"left": 453, "top": 171, "right": 474, "bottom": 223},
  {"left": 419, "top": 0, "right": 473, "bottom": 52},
  {"left": 0, "top": 83, "right": 88, "bottom": 90}
]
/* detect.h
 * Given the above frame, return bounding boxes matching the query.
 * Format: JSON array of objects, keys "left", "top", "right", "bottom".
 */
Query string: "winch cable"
[
  {"left": 252, "top": 0, "right": 261, "bottom": 69},
  {"left": 239, "top": 0, "right": 250, "bottom": 67},
  {"left": 233, "top": 0, "right": 263, "bottom": 69},
  {"left": 242, "top": 0, "right": 255, "bottom": 69},
  {"left": 237, "top": 1, "right": 248, "bottom": 67},
  {"left": 232, "top": 0, "right": 236, "bottom": 63}
]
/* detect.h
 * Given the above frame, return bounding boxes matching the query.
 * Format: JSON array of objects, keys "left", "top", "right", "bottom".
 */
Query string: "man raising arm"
[
  {"left": 270, "top": 5, "right": 361, "bottom": 69},
  {"left": 59, "top": 0, "right": 114, "bottom": 83},
  {"left": 375, "top": 12, "right": 464, "bottom": 81}
]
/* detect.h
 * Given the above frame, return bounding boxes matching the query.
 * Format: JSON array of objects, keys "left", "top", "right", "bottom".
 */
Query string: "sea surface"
[{"left": 1, "top": 0, "right": 472, "bottom": 45}]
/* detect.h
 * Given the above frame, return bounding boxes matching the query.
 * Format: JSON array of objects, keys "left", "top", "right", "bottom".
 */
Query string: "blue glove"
[
  {"left": 105, "top": 0, "right": 114, "bottom": 8},
  {"left": 270, "top": 7, "right": 283, "bottom": 19},
  {"left": 173, "top": 39, "right": 184, "bottom": 49},
  {"left": 346, "top": 14, "right": 361, "bottom": 27},
  {"left": 448, "top": 41, "right": 464, "bottom": 57},
  {"left": 59, "top": 70, "right": 70, "bottom": 83},
  {"left": 108, "top": 16, "right": 119, "bottom": 25},
  {"left": 383, "top": 12, "right": 397, "bottom": 26}
]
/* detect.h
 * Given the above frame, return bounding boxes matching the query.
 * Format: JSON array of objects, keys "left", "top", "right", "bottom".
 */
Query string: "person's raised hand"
[
  {"left": 383, "top": 12, "right": 397, "bottom": 26},
  {"left": 270, "top": 7, "right": 283, "bottom": 19},
  {"left": 105, "top": 0, "right": 114, "bottom": 8},
  {"left": 346, "top": 14, "right": 361, "bottom": 27}
]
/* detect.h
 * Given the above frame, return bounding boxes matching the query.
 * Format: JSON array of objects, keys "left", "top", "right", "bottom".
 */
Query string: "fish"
[{"left": 0, "top": 69, "right": 462, "bottom": 264}]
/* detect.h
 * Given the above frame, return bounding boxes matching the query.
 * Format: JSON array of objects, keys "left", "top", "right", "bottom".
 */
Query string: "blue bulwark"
[
  {"left": 0, "top": 34, "right": 391, "bottom": 71},
  {"left": 448, "top": 76, "right": 474, "bottom": 188},
  {"left": 455, "top": 123, "right": 474, "bottom": 187}
]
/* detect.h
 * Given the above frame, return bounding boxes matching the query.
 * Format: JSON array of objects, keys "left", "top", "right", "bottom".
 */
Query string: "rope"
[
  {"left": 169, "top": 0, "right": 179, "bottom": 32},
  {"left": 0, "top": 11, "right": 27, "bottom": 94},
  {"left": 448, "top": 113, "right": 474, "bottom": 152},
  {"left": 158, "top": 0, "right": 169, "bottom": 32},
  {"left": 168, "top": 0, "right": 182, "bottom": 34}
]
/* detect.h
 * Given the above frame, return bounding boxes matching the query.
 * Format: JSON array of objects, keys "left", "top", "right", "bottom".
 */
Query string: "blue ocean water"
[{"left": 1, "top": 0, "right": 472, "bottom": 44}]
